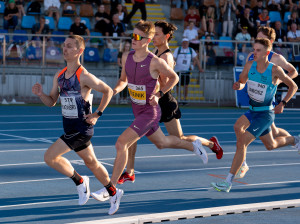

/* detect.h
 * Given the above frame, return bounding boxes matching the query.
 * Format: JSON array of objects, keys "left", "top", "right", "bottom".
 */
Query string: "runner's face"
[
  {"left": 253, "top": 43, "right": 267, "bottom": 61},
  {"left": 153, "top": 27, "right": 167, "bottom": 47},
  {"left": 131, "top": 28, "right": 150, "bottom": 50},
  {"left": 63, "top": 38, "right": 81, "bottom": 61}
]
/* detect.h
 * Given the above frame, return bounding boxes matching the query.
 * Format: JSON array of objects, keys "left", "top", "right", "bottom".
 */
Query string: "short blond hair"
[
  {"left": 135, "top": 20, "right": 155, "bottom": 38},
  {"left": 68, "top": 35, "right": 85, "bottom": 50}
]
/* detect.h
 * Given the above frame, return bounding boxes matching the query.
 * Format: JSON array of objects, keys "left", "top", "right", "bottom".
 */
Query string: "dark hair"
[{"left": 154, "top": 20, "right": 177, "bottom": 42}]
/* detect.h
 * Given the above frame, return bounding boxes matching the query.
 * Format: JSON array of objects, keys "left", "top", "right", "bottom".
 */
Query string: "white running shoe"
[
  {"left": 235, "top": 164, "right": 249, "bottom": 179},
  {"left": 91, "top": 187, "right": 110, "bottom": 202},
  {"left": 294, "top": 136, "right": 300, "bottom": 154},
  {"left": 109, "top": 188, "right": 124, "bottom": 215},
  {"left": 77, "top": 176, "right": 90, "bottom": 205},
  {"left": 192, "top": 139, "right": 208, "bottom": 164}
]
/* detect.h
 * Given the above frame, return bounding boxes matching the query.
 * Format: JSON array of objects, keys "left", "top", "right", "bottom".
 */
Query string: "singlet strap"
[
  {"left": 57, "top": 67, "right": 67, "bottom": 78},
  {"left": 75, "top": 65, "right": 83, "bottom": 83},
  {"left": 155, "top": 48, "right": 171, "bottom": 58}
]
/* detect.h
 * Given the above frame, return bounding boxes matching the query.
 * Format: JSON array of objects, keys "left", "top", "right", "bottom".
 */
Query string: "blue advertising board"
[{"left": 233, "top": 67, "right": 249, "bottom": 108}]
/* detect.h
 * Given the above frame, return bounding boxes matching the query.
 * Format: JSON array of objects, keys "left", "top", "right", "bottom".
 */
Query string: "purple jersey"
[
  {"left": 125, "top": 51, "right": 161, "bottom": 137},
  {"left": 57, "top": 65, "right": 93, "bottom": 136}
]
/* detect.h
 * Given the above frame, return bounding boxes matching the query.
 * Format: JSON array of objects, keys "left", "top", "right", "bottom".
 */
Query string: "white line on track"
[
  {"left": 1, "top": 160, "right": 299, "bottom": 184},
  {"left": 1, "top": 180, "right": 300, "bottom": 209},
  {"left": 0, "top": 132, "right": 54, "bottom": 143}
]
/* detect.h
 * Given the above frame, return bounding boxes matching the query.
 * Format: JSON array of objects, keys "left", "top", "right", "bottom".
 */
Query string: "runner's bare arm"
[
  {"left": 113, "top": 52, "right": 129, "bottom": 95},
  {"left": 272, "top": 54, "right": 298, "bottom": 79},
  {"left": 233, "top": 61, "right": 252, "bottom": 90},
  {"left": 32, "top": 71, "right": 60, "bottom": 107}
]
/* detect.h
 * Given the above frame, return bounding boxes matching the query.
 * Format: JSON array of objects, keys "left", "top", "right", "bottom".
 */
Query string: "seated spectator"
[
  {"left": 256, "top": 9, "right": 271, "bottom": 27},
  {"left": 105, "top": 13, "right": 126, "bottom": 49},
  {"left": 236, "top": 0, "right": 250, "bottom": 18},
  {"left": 32, "top": 16, "right": 51, "bottom": 43},
  {"left": 183, "top": 21, "right": 200, "bottom": 52},
  {"left": 3, "top": 0, "right": 19, "bottom": 30},
  {"left": 15, "top": 0, "right": 25, "bottom": 18},
  {"left": 252, "top": 0, "right": 265, "bottom": 21},
  {"left": 287, "top": 22, "right": 300, "bottom": 42},
  {"left": 287, "top": 11, "right": 300, "bottom": 31},
  {"left": 235, "top": 26, "right": 253, "bottom": 52},
  {"left": 95, "top": 4, "right": 111, "bottom": 35},
  {"left": 274, "top": 21, "right": 287, "bottom": 48},
  {"left": 175, "top": 0, "right": 188, "bottom": 11},
  {"left": 114, "top": 3, "right": 128, "bottom": 27},
  {"left": 184, "top": 6, "right": 201, "bottom": 28},
  {"left": 283, "top": 0, "right": 298, "bottom": 13},
  {"left": 237, "top": 7, "right": 256, "bottom": 37},
  {"left": 201, "top": 6, "right": 216, "bottom": 36},
  {"left": 44, "top": 0, "right": 60, "bottom": 23},
  {"left": 220, "top": 0, "right": 236, "bottom": 37},
  {"left": 267, "top": 0, "right": 283, "bottom": 12},
  {"left": 204, "top": 36, "right": 216, "bottom": 65},
  {"left": 70, "top": 16, "right": 91, "bottom": 38}
]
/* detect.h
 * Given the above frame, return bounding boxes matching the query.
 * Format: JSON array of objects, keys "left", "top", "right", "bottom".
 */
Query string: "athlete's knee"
[
  {"left": 44, "top": 151, "right": 58, "bottom": 166},
  {"left": 264, "top": 142, "right": 276, "bottom": 151},
  {"left": 115, "top": 138, "right": 128, "bottom": 152},
  {"left": 84, "top": 157, "right": 98, "bottom": 170},
  {"left": 234, "top": 122, "right": 244, "bottom": 135},
  {"left": 155, "top": 142, "right": 165, "bottom": 150}
]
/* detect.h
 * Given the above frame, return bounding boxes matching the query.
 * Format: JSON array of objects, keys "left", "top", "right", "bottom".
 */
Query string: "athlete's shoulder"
[{"left": 270, "top": 52, "right": 285, "bottom": 64}]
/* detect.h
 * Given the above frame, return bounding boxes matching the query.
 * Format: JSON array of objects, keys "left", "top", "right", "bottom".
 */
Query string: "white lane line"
[
  {"left": 0, "top": 133, "right": 53, "bottom": 144},
  {"left": 68, "top": 198, "right": 300, "bottom": 224},
  {"left": 1, "top": 180, "right": 300, "bottom": 209},
  {"left": 1, "top": 161, "right": 300, "bottom": 185}
]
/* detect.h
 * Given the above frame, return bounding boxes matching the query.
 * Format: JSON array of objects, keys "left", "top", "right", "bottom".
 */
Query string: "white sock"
[
  {"left": 226, "top": 173, "right": 234, "bottom": 184},
  {"left": 294, "top": 136, "right": 300, "bottom": 144},
  {"left": 242, "top": 160, "right": 247, "bottom": 166}
]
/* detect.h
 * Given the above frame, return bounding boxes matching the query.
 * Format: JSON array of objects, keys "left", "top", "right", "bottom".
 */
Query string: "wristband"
[
  {"left": 95, "top": 110, "right": 103, "bottom": 117},
  {"left": 281, "top": 100, "right": 287, "bottom": 107}
]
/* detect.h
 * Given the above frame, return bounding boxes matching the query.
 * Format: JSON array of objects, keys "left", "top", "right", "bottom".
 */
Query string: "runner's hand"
[
  {"left": 149, "top": 94, "right": 159, "bottom": 106},
  {"left": 232, "top": 81, "right": 240, "bottom": 90},
  {"left": 274, "top": 103, "right": 284, "bottom": 114},
  {"left": 32, "top": 83, "right": 43, "bottom": 96},
  {"left": 84, "top": 113, "right": 98, "bottom": 125}
]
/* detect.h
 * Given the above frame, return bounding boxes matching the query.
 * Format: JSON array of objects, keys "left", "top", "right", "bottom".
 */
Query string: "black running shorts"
[
  {"left": 159, "top": 91, "right": 182, "bottom": 123},
  {"left": 60, "top": 131, "right": 92, "bottom": 152}
]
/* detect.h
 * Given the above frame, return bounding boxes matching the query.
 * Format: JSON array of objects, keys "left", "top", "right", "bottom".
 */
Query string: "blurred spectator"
[
  {"left": 110, "top": 0, "right": 120, "bottom": 15},
  {"left": 175, "top": 0, "right": 188, "bottom": 11},
  {"left": 236, "top": 0, "right": 250, "bottom": 18},
  {"left": 267, "top": 0, "right": 283, "bottom": 12},
  {"left": 252, "top": 0, "right": 265, "bottom": 21},
  {"left": 44, "top": 0, "right": 61, "bottom": 23},
  {"left": 237, "top": 7, "right": 256, "bottom": 37},
  {"left": 204, "top": 36, "right": 216, "bottom": 65},
  {"left": 70, "top": 16, "right": 91, "bottom": 37},
  {"left": 274, "top": 21, "right": 287, "bottom": 47},
  {"left": 235, "top": 26, "right": 253, "bottom": 52},
  {"left": 27, "top": 0, "right": 41, "bottom": 15},
  {"left": 115, "top": 3, "right": 128, "bottom": 25},
  {"left": 105, "top": 13, "right": 126, "bottom": 49},
  {"left": 287, "top": 23, "right": 300, "bottom": 42},
  {"left": 123, "top": 0, "right": 146, "bottom": 25},
  {"left": 256, "top": 9, "right": 271, "bottom": 27},
  {"left": 173, "top": 38, "right": 204, "bottom": 101},
  {"left": 15, "top": 0, "right": 25, "bottom": 17},
  {"left": 220, "top": 0, "right": 236, "bottom": 37},
  {"left": 117, "top": 41, "right": 131, "bottom": 104},
  {"left": 183, "top": 21, "right": 200, "bottom": 52},
  {"left": 287, "top": 11, "right": 300, "bottom": 31},
  {"left": 3, "top": 0, "right": 19, "bottom": 30},
  {"left": 283, "top": 0, "right": 298, "bottom": 13},
  {"left": 184, "top": 6, "right": 201, "bottom": 28},
  {"left": 201, "top": 6, "right": 216, "bottom": 36},
  {"left": 94, "top": 4, "right": 111, "bottom": 34},
  {"left": 32, "top": 16, "right": 51, "bottom": 42}
]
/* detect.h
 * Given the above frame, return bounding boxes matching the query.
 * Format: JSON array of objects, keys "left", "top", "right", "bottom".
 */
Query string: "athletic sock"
[
  {"left": 242, "top": 160, "right": 247, "bottom": 166},
  {"left": 70, "top": 170, "right": 84, "bottom": 186},
  {"left": 226, "top": 173, "right": 234, "bottom": 184},
  {"left": 294, "top": 136, "right": 300, "bottom": 144},
  {"left": 105, "top": 181, "right": 116, "bottom": 196}
]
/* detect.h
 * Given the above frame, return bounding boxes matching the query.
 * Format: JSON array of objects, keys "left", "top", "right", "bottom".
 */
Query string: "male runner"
[
  {"left": 211, "top": 38, "right": 299, "bottom": 192},
  {"left": 117, "top": 20, "right": 223, "bottom": 185},
  {"left": 235, "top": 27, "right": 299, "bottom": 179},
  {"left": 91, "top": 20, "right": 208, "bottom": 200},
  {"left": 32, "top": 35, "right": 123, "bottom": 215}
]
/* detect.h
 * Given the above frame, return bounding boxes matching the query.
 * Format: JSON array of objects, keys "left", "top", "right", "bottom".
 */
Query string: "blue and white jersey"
[{"left": 247, "top": 61, "right": 278, "bottom": 108}]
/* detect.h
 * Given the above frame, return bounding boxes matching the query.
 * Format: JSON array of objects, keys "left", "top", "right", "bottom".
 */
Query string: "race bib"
[
  {"left": 128, "top": 83, "right": 146, "bottom": 105},
  {"left": 60, "top": 96, "right": 78, "bottom": 118},
  {"left": 247, "top": 80, "right": 267, "bottom": 103}
]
